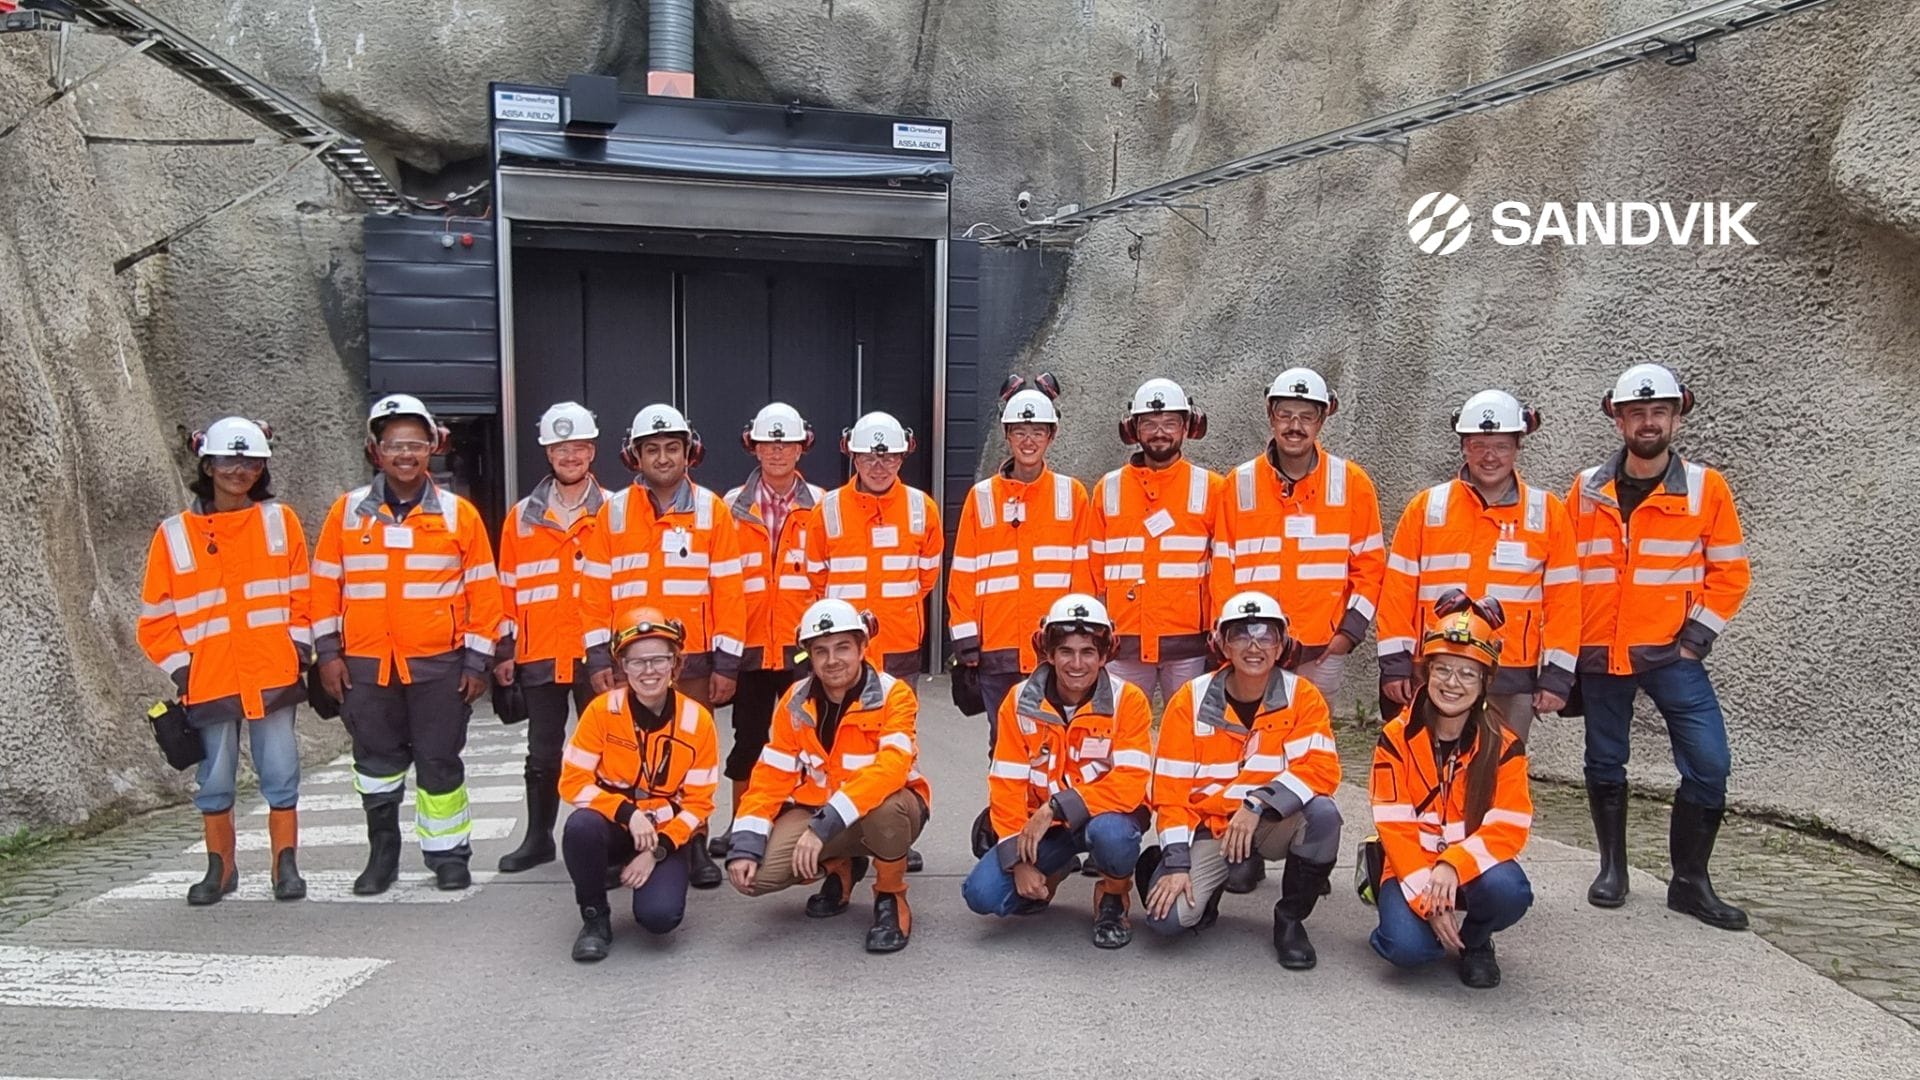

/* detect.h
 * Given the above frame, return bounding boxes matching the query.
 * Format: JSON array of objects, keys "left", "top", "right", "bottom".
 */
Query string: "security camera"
[{"left": 1015, "top": 190, "right": 1033, "bottom": 215}]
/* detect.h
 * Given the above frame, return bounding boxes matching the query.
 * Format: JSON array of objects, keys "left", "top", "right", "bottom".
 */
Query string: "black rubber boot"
[
  {"left": 1272, "top": 857, "right": 1334, "bottom": 970},
  {"left": 1666, "top": 798, "right": 1749, "bottom": 931},
  {"left": 572, "top": 905, "right": 613, "bottom": 962},
  {"left": 434, "top": 859, "right": 472, "bottom": 891},
  {"left": 186, "top": 853, "right": 236, "bottom": 907},
  {"left": 805, "top": 857, "right": 868, "bottom": 918},
  {"left": 865, "top": 893, "right": 911, "bottom": 953},
  {"left": 708, "top": 832, "right": 731, "bottom": 858},
  {"left": 1224, "top": 856, "right": 1266, "bottom": 895},
  {"left": 1459, "top": 941, "right": 1502, "bottom": 988},
  {"left": 1586, "top": 780, "right": 1630, "bottom": 908},
  {"left": 497, "top": 781, "right": 558, "bottom": 873},
  {"left": 352, "top": 803, "right": 402, "bottom": 896},
  {"left": 272, "top": 848, "right": 307, "bottom": 901},
  {"left": 1091, "top": 884, "right": 1133, "bottom": 950},
  {"left": 686, "top": 832, "right": 723, "bottom": 890},
  {"left": 906, "top": 847, "right": 924, "bottom": 873}
]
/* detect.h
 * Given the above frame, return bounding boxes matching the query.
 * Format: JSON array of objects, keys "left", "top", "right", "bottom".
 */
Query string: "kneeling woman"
[
  {"left": 558, "top": 608, "right": 719, "bottom": 962},
  {"left": 1368, "top": 591, "right": 1534, "bottom": 988}
]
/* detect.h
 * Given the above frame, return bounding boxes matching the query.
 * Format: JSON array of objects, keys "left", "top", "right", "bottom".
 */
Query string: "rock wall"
[{"left": 3, "top": 1, "right": 1917, "bottom": 861}]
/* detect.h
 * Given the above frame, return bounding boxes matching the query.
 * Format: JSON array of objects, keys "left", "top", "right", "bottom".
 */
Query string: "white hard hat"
[
  {"left": 748, "top": 402, "right": 809, "bottom": 443},
  {"left": 1041, "top": 593, "right": 1113, "bottom": 632},
  {"left": 1610, "top": 363, "right": 1686, "bottom": 406},
  {"left": 1453, "top": 389, "right": 1538, "bottom": 435},
  {"left": 198, "top": 417, "right": 272, "bottom": 458},
  {"left": 368, "top": 393, "right": 437, "bottom": 437},
  {"left": 1129, "top": 378, "right": 1193, "bottom": 415},
  {"left": 1216, "top": 590, "right": 1288, "bottom": 631},
  {"left": 1266, "top": 367, "right": 1331, "bottom": 406},
  {"left": 1000, "top": 388, "right": 1060, "bottom": 425},
  {"left": 537, "top": 401, "right": 599, "bottom": 446},
  {"left": 629, "top": 403, "right": 692, "bottom": 443},
  {"left": 844, "top": 411, "right": 913, "bottom": 455},
  {"left": 797, "top": 598, "right": 871, "bottom": 644}
]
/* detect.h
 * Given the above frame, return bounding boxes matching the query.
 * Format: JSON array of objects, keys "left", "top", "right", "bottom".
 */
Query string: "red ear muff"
[
  {"left": 253, "top": 420, "right": 275, "bottom": 445},
  {"left": 998, "top": 374, "right": 1026, "bottom": 404},
  {"left": 1034, "top": 372, "right": 1062, "bottom": 400},
  {"left": 433, "top": 424, "right": 451, "bottom": 456},
  {"left": 838, "top": 428, "right": 853, "bottom": 456},
  {"left": 1118, "top": 416, "right": 1138, "bottom": 446},
  {"left": 188, "top": 429, "right": 207, "bottom": 455},
  {"left": 1523, "top": 408, "right": 1542, "bottom": 435},
  {"left": 1324, "top": 391, "right": 1340, "bottom": 418},
  {"left": 1678, "top": 387, "right": 1695, "bottom": 415},
  {"left": 1187, "top": 405, "right": 1207, "bottom": 439},
  {"left": 686, "top": 431, "right": 705, "bottom": 468},
  {"left": 904, "top": 429, "right": 918, "bottom": 455},
  {"left": 620, "top": 442, "right": 642, "bottom": 472},
  {"left": 1600, "top": 391, "right": 1616, "bottom": 419},
  {"left": 740, "top": 423, "right": 755, "bottom": 452},
  {"left": 741, "top": 421, "right": 815, "bottom": 452}
]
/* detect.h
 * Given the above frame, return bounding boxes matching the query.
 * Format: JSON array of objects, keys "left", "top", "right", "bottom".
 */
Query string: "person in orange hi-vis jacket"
[
  {"left": 491, "top": 401, "right": 610, "bottom": 875},
  {"left": 1138, "top": 591, "right": 1344, "bottom": 970},
  {"left": 1376, "top": 389, "right": 1579, "bottom": 738},
  {"left": 961, "top": 595, "right": 1151, "bottom": 949},
  {"left": 558, "top": 609, "right": 719, "bottom": 962},
  {"left": 1571, "top": 363, "right": 1753, "bottom": 932},
  {"left": 311, "top": 394, "right": 505, "bottom": 894},
  {"left": 1368, "top": 590, "right": 1535, "bottom": 989},
  {"left": 725, "top": 599, "right": 931, "bottom": 954},
  {"left": 949, "top": 374, "right": 1095, "bottom": 741},
  {"left": 1210, "top": 366, "right": 1385, "bottom": 699},
  {"left": 1091, "top": 377, "right": 1225, "bottom": 703},
  {"left": 709, "top": 402, "right": 825, "bottom": 862},
  {"left": 138, "top": 417, "right": 311, "bottom": 906},
  {"left": 579, "top": 402, "right": 746, "bottom": 889}
]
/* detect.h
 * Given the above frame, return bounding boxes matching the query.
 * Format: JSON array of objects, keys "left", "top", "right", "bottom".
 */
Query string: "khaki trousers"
[{"left": 748, "top": 789, "right": 927, "bottom": 896}]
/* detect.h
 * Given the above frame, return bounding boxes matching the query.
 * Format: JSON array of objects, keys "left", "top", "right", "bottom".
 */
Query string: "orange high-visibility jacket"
[
  {"left": 727, "top": 665, "right": 932, "bottom": 864},
  {"left": 1090, "top": 458, "right": 1225, "bottom": 664},
  {"left": 1376, "top": 473, "right": 1580, "bottom": 697},
  {"left": 804, "top": 480, "right": 943, "bottom": 671},
  {"left": 138, "top": 500, "right": 311, "bottom": 722},
  {"left": 949, "top": 467, "right": 1095, "bottom": 673},
  {"left": 1210, "top": 444, "right": 1386, "bottom": 650},
  {"left": 723, "top": 472, "right": 825, "bottom": 671},
  {"left": 986, "top": 666, "right": 1153, "bottom": 870},
  {"left": 1567, "top": 451, "right": 1750, "bottom": 674},
  {"left": 580, "top": 479, "right": 748, "bottom": 679},
  {"left": 311, "top": 478, "right": 505, "bottom": 685},
  {"left": 559, "top": 687, "right": 719, "bottom": 850},
  {"left": 1370, "top": 703, "right": 1533, "bottom": 917},
  {"left": 496, "top": 477, "right": 608, "bottom": 686},
  {"left": 1150, "top": 666, "right": 1341, "bottom": 871}
]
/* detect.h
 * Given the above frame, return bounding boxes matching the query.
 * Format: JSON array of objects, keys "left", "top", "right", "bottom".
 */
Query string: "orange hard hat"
[
  {"left": 613, "top": 607, "right": 686, "bottom": 654},
  {"left": 1420, "top": 589, "right": 1505, "bottom": 669}
]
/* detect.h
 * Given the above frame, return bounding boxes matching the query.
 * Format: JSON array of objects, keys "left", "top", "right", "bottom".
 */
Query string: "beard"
[
  {"left": 1626, "top": 430, "right": 1672, "bottom": 461},
  {"left": 1140, "top": 440, "right": 1181, "bottom": 465}
]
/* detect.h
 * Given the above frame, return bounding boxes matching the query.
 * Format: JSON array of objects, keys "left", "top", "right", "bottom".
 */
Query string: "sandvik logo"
[{"left": 1408, "top": 192, "right": 1472, "bottom": 255}]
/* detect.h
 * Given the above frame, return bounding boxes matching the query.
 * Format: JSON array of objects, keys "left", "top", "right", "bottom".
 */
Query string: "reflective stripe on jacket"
[
  {"left": 496, "top": 477, "right": 607, "bottom": 685},
  {"left": 724, "top": 472, "right": 824, "bottom": 671},
  {"left": 137, "top": 500, "right": 311, "bottom": 721},
  {"left": 559, "top": 687, "right": 719, "bottom": 849},
  {"left": 580, "top": 479, "right": 748, "bottom": 678},
  {"left": 1090, "top": 459, "right": 1223, "bottom": 664},
  {"left": 1376, "top": 474, "right": 1579, "bottom": 696},
  {"left": 804, "top": 481, "right": 943, "bottom": 667},
  {"left": 987, "top": 667, "right": 1152, "bottom": 869},
  {"left": 1567, "top": 451, "right": 1750, "bottom": 675},
  {"left": 727, "top": 665, "right": 931, "bottom": 864},
  {"left": 1370, "top": 701, "right": 1532, "bottom": 917},
  {"left": 310, "top": 478, "right": 504, "bottom": 685},
  {"left": 1210, "top": 444, "right": 1386, "bottom": 649},
  {"left": 948, "top": 467, "right": 1095, "bottom": 673},
  {"left": 1150, "top": 666, "right": 1340, "bottom": 872}
]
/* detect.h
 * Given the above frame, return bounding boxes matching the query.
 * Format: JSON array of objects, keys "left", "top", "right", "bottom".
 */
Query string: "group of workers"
[{"left": 138, "top": 356, "right": 1750, "bottom": 987}]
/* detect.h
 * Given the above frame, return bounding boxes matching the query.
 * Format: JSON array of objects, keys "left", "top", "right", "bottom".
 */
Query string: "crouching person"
[
  {"left": 726, "top": 600, "right": 931, "bottom": 953},
  {"left": 1139, "top": 591, "right": 1343, "bottom": 969},
  {"left": 962, "top": 595, "right": 1153, "bottom": 948},
  {"left": 559, "top": 609, "right": 719, "bottom": 962},
  {"left": 1368, "top": 591, "right": 1534, "bottom": 988}
]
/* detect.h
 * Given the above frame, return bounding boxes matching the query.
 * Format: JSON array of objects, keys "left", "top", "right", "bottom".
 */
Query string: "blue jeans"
[
  {"left": 963, "top": 811, "right": 1144, "bottom": 917},
  {"left": 1370, "top": 860, "right": 1533, "bottom": 967},
  {"left": 1581, "top": 659, "right": 1731, "bottom": 807},
  {"left": 192, "top": 706, "right": 300, "bottom": 813},
  {"left": 562, "top": 810, "right": 691, "bottom": 934}
]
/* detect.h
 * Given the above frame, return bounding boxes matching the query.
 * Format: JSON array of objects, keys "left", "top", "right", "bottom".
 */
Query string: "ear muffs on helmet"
[
  {"left": 1033, "top": 372, "right": 1062, "bottom": 400},
  {"left": 839, "top": 427, "right": 918, "bottom": 456},
  {"left": 1031, "top": 624, "right": 1117, "bottom": 664},
  {"left": 1120, "top": 402, "right": 1209, "bottom": 445},
  {"left": 1449, "top": 407, "right": 1543, "bottom": 435},
  {"left": 998, "top": 373, "right": 1026, "bottom": 404},
  {"left": 1208, "top": 623, "right": 1303, "bottom": 670},
  {"left": 1601, "top": 386, "right": 1694, "bottom": 418},
  {"left": 623, "top": 430, "right": 705, "bottom": 471},
  {"left": 364, "top": 419, "right": 451, "bottom": 468},
  {"left": 741, "top": 421, "right": 816, "bottom": 452}
]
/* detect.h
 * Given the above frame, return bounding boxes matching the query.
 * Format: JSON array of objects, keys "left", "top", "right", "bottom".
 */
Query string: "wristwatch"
[{"left": 1047, "top": 795, "right": 1065, "bottom": 819}]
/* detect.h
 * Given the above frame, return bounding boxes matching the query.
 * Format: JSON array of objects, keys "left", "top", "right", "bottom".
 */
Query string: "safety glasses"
[{"left": 1223, "top": 622, "right": 1283, "bottom": 647}]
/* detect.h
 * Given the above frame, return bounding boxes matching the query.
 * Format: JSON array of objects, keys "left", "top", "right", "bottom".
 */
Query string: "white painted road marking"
[
  {"left": 0, "top": 945, "right": 388, "bottom": 1015},
  {"left": 187, "top": 817, "right": 516, "bottom": 852},
  {"left": 90, "top": 870, "right": 499, "bottom": 904},
  {"left": 248, "top": 785, "right": 526, "bottom": 815},
  {"left": 463, "top": 741, "right": 529, "bottom": 758},
  {"left": 303, "top": 760, "right": 525, "bottom": 785}
]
